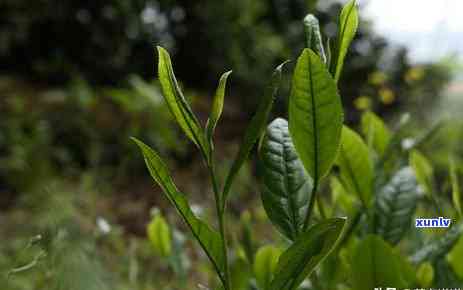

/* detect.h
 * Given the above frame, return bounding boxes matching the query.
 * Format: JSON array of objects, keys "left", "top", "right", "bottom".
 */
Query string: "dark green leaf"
[
  {"left": 157, "top": 46, "right": 208, "bottom": 154},
  {"left": 289, "top": 48, "right": 343, "bottom": 186},
  {"left": 132, "top": 138, "right": 225, "bottom": 281},
  {"left": 259, "top": 118, "right": 313, "bottom": 240},
  {"left": 375, "top": 167, "right": 420, "bottom": 245},
  {"left": 351, "top": 235, "right": 412, "bottom": 290},
  {"left": 337, "top": 126, "right": 374, "bottom": 206},
  {"left": 269, "top": 218, "right": 346, "bottom": 290},
  {"left": 331, "top": 0, "right": 358, "bottom": 82},
  {"left": 411, "top": 222, "right": 463, "bottom": 264},
  {"left": 206, "top": 71, "right": 232, "bottom": 152},
  {"left": 303, "top": 14, "right": 326, "bottom": 63},
  {"left": 221, "top": 62, "right": 286, "bottom": 210}
]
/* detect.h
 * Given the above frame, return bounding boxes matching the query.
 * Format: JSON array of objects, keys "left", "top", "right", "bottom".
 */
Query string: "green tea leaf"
[
  {"left": 206, "top": 71, "right": 232, "bottom": 152},
  {"left": 410, "top": 149, "right": 434, "bottom": 195},
  {"left": 147, "top": 212, "right": 172, "bottom": 257},
  {"left": 289, "top": 48, "right": 343, "bottom": 186},
  {"left": 132, "top": 138, "right": 225, "bottom": 281},
  {"left": 375, "top": 167, "right": 420, "bottom": 245},
  {"left": 447, "top": 235, "right": 463, "bottom": 279},
  {"left": 337, "top": 126, "right": 374, "bottom": 206},
  {"left": 361, "top": 111, "right": 391, "bottom": 156},
  {"left": 259, "top": 118, "right": 313, "bottom": 240},
  {"left": 450, "top": 159, "right": 462, "bottom": 218},
  {"left": 331, "top": 0, "right": 358, "bottom": 82},
  {"left": 351, "top": 235, "right": 412, "bottom": 290},
  {"left": 303, "top": 14, "right": 326, "bottom": 63},
  {"left": 411, "top": 222, "right": 463, "bottom": 264},
  {"left": 269, "top": 218, "right": 346, "bottom": 290},
  {"left": 253, "top": 245, "right": 281, "bottom": 290},
  {"left": 157, "top": 46, "right": 208, "bottom": 154},
  {"left": 417, "top": 262, "right": 434, "bottom": 287},
  {"left": 222, "top": 62, "right": 286, "bottom": 210}
]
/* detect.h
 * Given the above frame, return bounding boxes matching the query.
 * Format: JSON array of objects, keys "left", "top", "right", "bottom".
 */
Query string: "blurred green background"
[{"left": 1, "top": 0, "right": 462, "bottom": 289}]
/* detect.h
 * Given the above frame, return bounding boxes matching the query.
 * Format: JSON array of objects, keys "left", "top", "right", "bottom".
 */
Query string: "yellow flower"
[
  {"left": 354, "top": 96, "right": 372, "bottom": 110},
  {"left": 368, "top": 71, "right": 387, "bottom": 85},
  {"left": 405, "top": 67, "right": 425, "bottom": 83},
  {"left": 379, "top": 88, "right": 395, "bottom": 104}
]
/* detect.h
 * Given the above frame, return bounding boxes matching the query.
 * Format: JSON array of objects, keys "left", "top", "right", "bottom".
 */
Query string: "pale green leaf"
[
  {"left": 206, "top": 71, "right": 232, "bottom": 151},
  {"left": 410, "top": 149, "right": 434, "bottom": 195},
  {"left": 337, "top": 126, "right": 374, "bottom": 206},
  {"left": 259, "top": 118, "right": 313, "bottom": 240},
  {"left": 269, "top": 218, "right": 346, "bottom": 290},
  {"left": 361, "top": 111, "right": 391, "bottom": 156},
  {"left": 331, "top": 0, "right": 358, "bottom": 82},
  {"left": 289, "top": 48, "right": 343, "bottom": 186},
  {"left": 253, "top": 245, "right": 281, "bottom": 290},
  {"left": 132, "top": 138, "right": 225, "bottom": 281},
  {"left": 147, "top": 213, "right": 172, "bottom": 257},
  {"left": 417, "top": 262, "right": 434, "bottom": 287}
]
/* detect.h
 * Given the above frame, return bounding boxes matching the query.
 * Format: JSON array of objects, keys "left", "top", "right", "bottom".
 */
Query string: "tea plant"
[{"left": 134, "top": 0, "right": 463, "bottom": 289}]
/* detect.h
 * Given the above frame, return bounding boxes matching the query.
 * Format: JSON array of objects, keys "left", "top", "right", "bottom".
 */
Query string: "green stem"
[
  {"left": 303, "top": 183, "right": 318, "bottom": 230},
  {"left": 316, "top": 194, "right": 327, "bottom": 219},
  {"left": 208, "top": 161, "right": 231, "bottom": 290}
]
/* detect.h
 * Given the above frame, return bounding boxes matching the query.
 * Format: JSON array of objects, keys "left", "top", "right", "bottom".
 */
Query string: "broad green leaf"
[
  {"left": 375, "top": 167, "right": 420, "bottom": 245},
  {"left": 132, "top": 138, "right": 225, "bottom": 281},
  {"left": 361, "top": 111, "right": 391, "bottom": 156},
  {"left": 417, "top": 262, "right": 434, "bottom": 287},
  {"left": 331, "top": 0, "right": 358, "bottom": 82},
  {"left": 253, "top": 245, "right": 281, "bottom": 290},
  {"left": 330, "top": 176, "right": 356, "bottom": 216},
  {"left": 157, "top": 46, "right": 208, "bottom": 154},
  {"left": 447, "top": 235, "right": 463, "bottom": 279},
  {"left": 433, "top": 259, "right": 463, "bottom": 287},
  {"left": 351, "top": 235, "right": 412, "bottom": 290},
  {"left": 411, "top": 222, "right": 463, "bottom": 264},
  {"left": 410, "top": 149, "right": 434, "bottom": 195},
  {"left": 289, "top": 48, "right": 343, "bottom": 186},
  {"left": 337, "top": 126, "right": 374, "bottom": 206},
  {"left": 206, "top": 71, "right": 232, "bottom": 151},
  {"left": 303, "top": 14, "right": 326, "bottom": 63},
  {"left": 147, "top": 213, "right": 172, "bottom": 257},
  {"left": 259, "top": 118, "right": 313, "bottom": 240},
  {"left": 269, "top": 218, "right": 346, "bottom": 290},
  {"left": 450, "top": 159, "right": 462, "bottom": 218},
  {"left": 222, "top": 62, "right": 286, "bottom": 210}
]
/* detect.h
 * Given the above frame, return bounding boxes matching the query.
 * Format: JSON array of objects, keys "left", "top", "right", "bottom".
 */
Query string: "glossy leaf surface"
[
  {"left": 289, "top": 48, "right": 343, "bottom": 186},
  {"left": 259, "top": 118, "right": 313, "bottom": 240},
  {"left": 337, "top": 126, "right": 374, "bottom": 206},
  {"left": 375, "top": 167, "right": 420, "bottom": 245}
]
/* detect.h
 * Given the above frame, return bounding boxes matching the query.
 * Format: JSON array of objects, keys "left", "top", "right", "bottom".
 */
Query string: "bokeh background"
[{"left": 1, "top": 0, "right": 462, "bottom": 289}]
